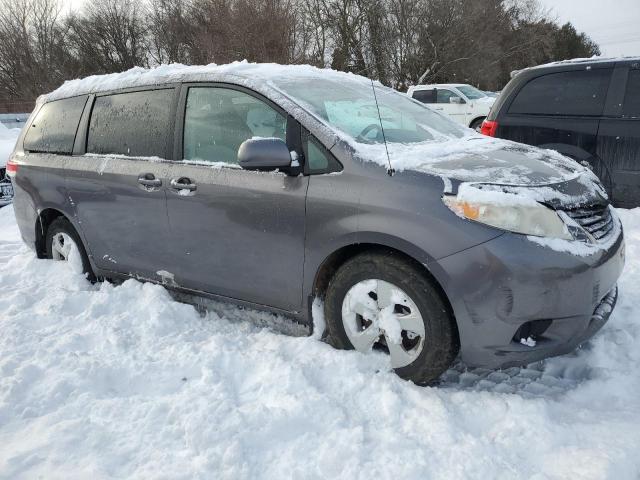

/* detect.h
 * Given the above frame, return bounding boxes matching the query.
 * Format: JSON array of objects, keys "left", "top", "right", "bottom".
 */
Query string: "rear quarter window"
[
  {"left": 23, "top": 96, "right": 88, "bottom": 154},
  {"left": 87, "top": 89, "right": 174, "bottom": 158},
  {"left": 508, "top": 68, "right": 612, "bottom": 116}
]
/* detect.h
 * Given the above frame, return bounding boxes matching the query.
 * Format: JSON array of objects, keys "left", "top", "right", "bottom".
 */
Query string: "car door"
[
  {"left": 163, "top": 84, "right": 308, "bottom": 312},
  {"left": 434, "top": 89, "right": 467, "bottom": 124},
  {"left": 597, "top": 63, "right": 640, "bottom": 207},
  {"left": 65, "top": 87, "right": 177, "bottom": 280}
]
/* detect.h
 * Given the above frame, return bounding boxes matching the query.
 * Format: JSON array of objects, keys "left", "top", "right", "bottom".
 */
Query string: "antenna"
[{"left": 370, "top": 78, "right": 394, "bottom": 176}]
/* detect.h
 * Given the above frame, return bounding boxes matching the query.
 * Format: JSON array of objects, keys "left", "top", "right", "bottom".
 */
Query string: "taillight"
[
  {"left": 480, "top": 120, "right": 498, "bottom": 137},
  {"left": 6, "top": 159, "right": 18, "bottom": 176}
]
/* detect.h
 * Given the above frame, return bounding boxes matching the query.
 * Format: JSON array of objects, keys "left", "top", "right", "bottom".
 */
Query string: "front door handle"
[
  {"left": 170, "top": 177, "right": 197, "bottom": 191},
  {"left": 138, "top": 174, "right": 162, "bottom": 187}
]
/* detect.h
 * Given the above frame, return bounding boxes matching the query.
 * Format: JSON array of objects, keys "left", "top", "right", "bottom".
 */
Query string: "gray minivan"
[{"left": 7, "top": 64, "right": 625, "bottom": 384}]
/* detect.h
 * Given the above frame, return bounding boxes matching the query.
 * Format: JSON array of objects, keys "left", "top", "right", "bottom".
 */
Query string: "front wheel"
[
  {"left": 324, "top": 251, "right": 458, "bottom": 385},
  {"left": 45, "top": 217, "right": 96, "bottom": 281}
]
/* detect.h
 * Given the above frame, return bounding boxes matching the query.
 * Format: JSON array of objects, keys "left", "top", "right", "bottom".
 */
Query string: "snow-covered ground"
[
  {"left": 1, "top": 205, "right": 639, "bottom": 479},
  {"left": 1, "top": 121, "right": 639, "bottom": 478}
]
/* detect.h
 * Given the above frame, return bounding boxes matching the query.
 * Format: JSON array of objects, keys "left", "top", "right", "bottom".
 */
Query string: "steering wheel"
[{"left": 356, "top": 123, "right": 383, "bottom": 143}]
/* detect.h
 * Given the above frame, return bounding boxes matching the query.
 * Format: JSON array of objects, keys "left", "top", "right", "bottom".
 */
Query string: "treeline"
[{"left": 0, "top": 0, "right": 600, "bottom": 107}]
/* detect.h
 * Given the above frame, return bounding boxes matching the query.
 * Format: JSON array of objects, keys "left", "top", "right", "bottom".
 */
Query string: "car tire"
[
  {"left": 45, "top": 217, "right": 96, "bottom": 281},
  {"left": 324, "top": 251, "right": 459, "bottom": 385},
  {"left": 470, "top": 117, "right": 485, "bottom": 132}
]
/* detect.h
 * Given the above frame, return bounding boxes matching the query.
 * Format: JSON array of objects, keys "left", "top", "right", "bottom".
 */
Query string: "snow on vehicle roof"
[
  {"left": 411, "top": 83, "right": 468, "bottom": 89},
  {"left": 42, "top": 61, "right": 373, "bottom": 103},
  {"left": 531, "top": 55, "right": 640, "bottom": 69},
  {"left": 511, "top": 55, "right": 640, "bottom": 77}
]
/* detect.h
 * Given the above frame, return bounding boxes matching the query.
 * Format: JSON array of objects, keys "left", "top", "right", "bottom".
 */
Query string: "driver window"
[
  {"left": 436, "top": 89, "right": 461, "bottom": 104},
  {"left": 183, "top": 87, "right": 287, "bottom": 164}
]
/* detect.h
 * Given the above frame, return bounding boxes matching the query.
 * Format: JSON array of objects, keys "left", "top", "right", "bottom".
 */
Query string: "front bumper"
[
  {"left": 432, "top": 227, "right": 625, "bottom": 369},
  {"left": 481, "top": 284, "right": 618, "bottom": 367}
]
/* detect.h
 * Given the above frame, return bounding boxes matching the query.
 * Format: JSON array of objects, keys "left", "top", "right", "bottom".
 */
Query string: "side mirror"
[
  {"left": 449, "top": 96, "right": 465, "bottom": 104},
  {"left": 238, "top": 137, "right": 291, "bottom": 170}
]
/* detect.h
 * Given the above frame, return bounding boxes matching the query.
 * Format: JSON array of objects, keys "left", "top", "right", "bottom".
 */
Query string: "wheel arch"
[
  {"left": 310, "top": 241, "right": 459, "bottom": 343},
  {"left": 35, "top": 208, "right": 70, "bottom": 258},
  {"left": 469, "top": 116, "right": 486, "bottom": 128},
  {"left": 35, "top": 208, "right": 91, "bottom": 261}
]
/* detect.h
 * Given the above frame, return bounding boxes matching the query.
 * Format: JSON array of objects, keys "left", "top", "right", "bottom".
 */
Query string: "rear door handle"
[
  {"left": 138, "top": 174, "right": 162, "bottom": 187},
  {"left": 170, "top": 177, "right": 197, "bottom": 191}
]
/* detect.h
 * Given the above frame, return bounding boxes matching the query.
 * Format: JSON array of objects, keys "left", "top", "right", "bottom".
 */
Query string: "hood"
[
  {"left": 353, "top": 135, "right": 607, "bottom": 206},
  {"left": 474, "top": 96, "right": 496, "bottom": 105},
  {"left": 424, "top": 143, "right": 580, "bottom": 186},
  {"left": 450, "top": 173, "right": 608, "bottom": 209}
]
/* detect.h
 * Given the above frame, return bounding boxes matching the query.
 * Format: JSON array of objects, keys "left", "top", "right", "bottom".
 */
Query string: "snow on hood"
[
  {"left": 350, "top": 133, "right": 603, "bottom": 197},
  {"left": 474, "top": 96, "right": 495, "bottom": 105}
]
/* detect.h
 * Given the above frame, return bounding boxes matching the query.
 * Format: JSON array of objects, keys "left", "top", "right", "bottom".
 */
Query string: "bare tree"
[
  {"left": 185, "top": 0, "right": 297, "bottom": 65},
  {"left": 0, "top": 0, "right": 70, "bottom": 100},
  {"left": 147, "top": 0, "right": 193, "bottom": 64},
  {"left": 67, "top": 0, "right": 149, "bottom": 75},
  {"left": 0, "top": 0, "right": 605, "bottom": 107}
]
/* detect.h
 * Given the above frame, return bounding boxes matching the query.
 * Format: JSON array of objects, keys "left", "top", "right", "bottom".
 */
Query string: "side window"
[
  {"left": 24, "top": 96, "right": 88, "bottom": 154},
  {"left": 183, "top": 87, "right": 287, "bottom": 165},
  {"left": 622, "top": 69, "right": 640, "bottom": 118},
  {"left": 87, "top": 89, "right": 174, "bottom": 158},
  {"left": 412, "top": 89, "right": 435, "bottom": 104},
  {"left": 436, "top": 89, "right": 461, "bottom": 104},
  {"left": 303, "top": 130, "right": 342, "bottom": 174},
  {"left": 509, "top": 69, "right": 612, "bottom": 116}
]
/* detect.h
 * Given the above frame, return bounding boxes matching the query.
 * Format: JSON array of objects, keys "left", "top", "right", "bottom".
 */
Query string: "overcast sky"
[
  {"left": 538, "top": 0, "right": 640, "bottom": 57},
  {"left": 59, "top": 0, "right": 640, "bottom": 58}
]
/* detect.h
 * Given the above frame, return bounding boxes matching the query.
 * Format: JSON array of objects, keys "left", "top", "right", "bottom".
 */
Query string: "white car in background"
[{"left": 407, "top": 83, "right": 496, "bottom": 130}]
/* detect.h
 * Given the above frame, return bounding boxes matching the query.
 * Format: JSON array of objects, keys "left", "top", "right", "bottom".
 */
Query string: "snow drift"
[{"left": 1, "top": 202, "right": 640, "bottom": 479}]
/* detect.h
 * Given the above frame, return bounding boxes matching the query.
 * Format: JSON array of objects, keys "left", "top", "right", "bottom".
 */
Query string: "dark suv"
[
  {"left": 481, "top": 57, "right": 640, "bottom": 207},
  {"left": 7, "top": 64, "right": 624, "bottom": 385}
]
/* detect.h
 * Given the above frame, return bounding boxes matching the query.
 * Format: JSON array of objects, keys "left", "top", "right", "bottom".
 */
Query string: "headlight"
[{"left": 443, "top": 194, "right": 572, "bottom": 239}]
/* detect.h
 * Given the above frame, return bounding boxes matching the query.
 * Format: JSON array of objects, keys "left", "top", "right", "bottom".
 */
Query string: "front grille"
[{"left": 563, "top": 204, "right": 614, "bottom": 240}]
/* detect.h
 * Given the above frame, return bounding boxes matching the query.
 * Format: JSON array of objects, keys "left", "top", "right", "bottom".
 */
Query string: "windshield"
[
  {"left": 456, "top": 85, "right": 487, "bottom": 100},
  {"left": 270, "top": 76, "right": 465, "bottom": 144}
]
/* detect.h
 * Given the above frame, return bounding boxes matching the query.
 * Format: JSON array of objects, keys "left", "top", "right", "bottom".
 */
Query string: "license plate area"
[{"left": 0, "top": 182, "right": 13, "bottom": 198}]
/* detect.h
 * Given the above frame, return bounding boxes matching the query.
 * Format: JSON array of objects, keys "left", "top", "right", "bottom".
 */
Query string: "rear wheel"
[
  {"left": 45, "top": 217, "right": 96, "bottom": 281},
  {"left": 324, "top": 251, "right": 458, "bottom": 385}
]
